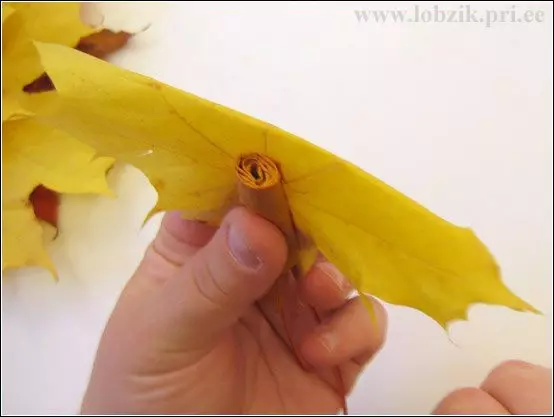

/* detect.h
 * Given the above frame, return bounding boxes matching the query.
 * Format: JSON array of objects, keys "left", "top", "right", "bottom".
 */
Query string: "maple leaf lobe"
[{"left": 23, "top": 29, "right": 133, "bottom": 94}]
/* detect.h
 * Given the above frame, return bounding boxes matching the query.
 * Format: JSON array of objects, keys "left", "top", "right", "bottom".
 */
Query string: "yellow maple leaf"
[
  {"left": 1, "top": 3, "right": 113, "bottom": 276},
  {"left": 7, "top": 2, "right": 96, "bottom": 46},
  {"left": 32, "top": 41, "right": 540, "bottom": 330}
]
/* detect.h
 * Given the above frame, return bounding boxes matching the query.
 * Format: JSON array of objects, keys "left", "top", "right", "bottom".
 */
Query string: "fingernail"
[
  {"left": 318, "top": 327, "right": 338, "bottom": 353},
  {"left": 227, "top": 224, "right": 263, "bottom": 270}
]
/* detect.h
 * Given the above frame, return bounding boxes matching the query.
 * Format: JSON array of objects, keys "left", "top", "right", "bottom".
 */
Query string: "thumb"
[{"left": 156, "top": 206, "right": 288, "bottom": 348}]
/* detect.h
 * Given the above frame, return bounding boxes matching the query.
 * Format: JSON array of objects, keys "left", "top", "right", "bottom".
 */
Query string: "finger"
[
  {"left": 152, "top": 206, "right": 288, "bottom": 348},
  {"left": 150, "top": 211, "right": 217, "bottom": 266},
  {"left": 481, "top": 360, "right": 552, "bottom": 414},
  {"left": 130, "top": 211, "right": 217, "bottom": 294},
  {"left": 300, "top": 261, "right": 353, "bottom": 313},
  {"left": 300, "top": 295, "right": 387, "bottom": 369},
  {"left": 432, "top": 388, "right": 509, "bottom": 414}
]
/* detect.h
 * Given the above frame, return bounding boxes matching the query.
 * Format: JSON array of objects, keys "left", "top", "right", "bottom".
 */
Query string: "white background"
[{"left": 2, "top": 2, "right": 552, "bottom": 414}]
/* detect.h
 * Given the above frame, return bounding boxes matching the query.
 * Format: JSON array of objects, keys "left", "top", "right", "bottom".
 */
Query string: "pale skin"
[{"left": 82, "top": 207, "right": 552, "bottom": 414}]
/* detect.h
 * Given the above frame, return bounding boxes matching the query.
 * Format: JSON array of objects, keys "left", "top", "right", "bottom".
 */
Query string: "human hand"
[
  {"left": 81, "top": 207, "right": 387, "bottom": 414},
  {"left": 433, "top": 360, "right": 552, "bottom": 415}
]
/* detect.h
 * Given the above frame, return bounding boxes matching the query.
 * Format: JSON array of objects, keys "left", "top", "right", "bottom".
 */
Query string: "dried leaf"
[
  {"left": 23, "top": 29, "right": 133, "bottom": 94},
  {"left": 7, "top": 2, "right": 95, "bottom": 46},
  {"left": 2, "top": 3, "right": 45, "bottom": 98},
  {"left": 33, "top": 42, "right": 540, "bottom": 331},
  {"left": 3, "top": 202, "right": 56, "bottom": 277},
  {"left": 1, "top": 3, "right": 117, "bottom": 274},
  {"left": 2, "top": 117, "right": 114, "bottom": 272},
  {"left": 76, "top": 29, "right": 132, "bottom": 59},
  {"left": 29, "top": 185, "right": 60, "bottom": 228},
  {"left": 22, "top": 73, "right": 55, "bottom": 94},
  {"left": 3, "top": 90, "right": 34, "bottom": 121},
  {"left": 236, "top": 153, "right": 348, "bottom": 410}
]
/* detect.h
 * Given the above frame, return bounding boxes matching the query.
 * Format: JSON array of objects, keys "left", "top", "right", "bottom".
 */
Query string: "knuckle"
[
  {"left": 151, "top": 228, "right": 185, "bottom": 266},
  {"left": 189, "top": 257, "right": 228, "bottom": 311},
  {"left": 138, "top": 243, "right": 178, "bottom": 285}
]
